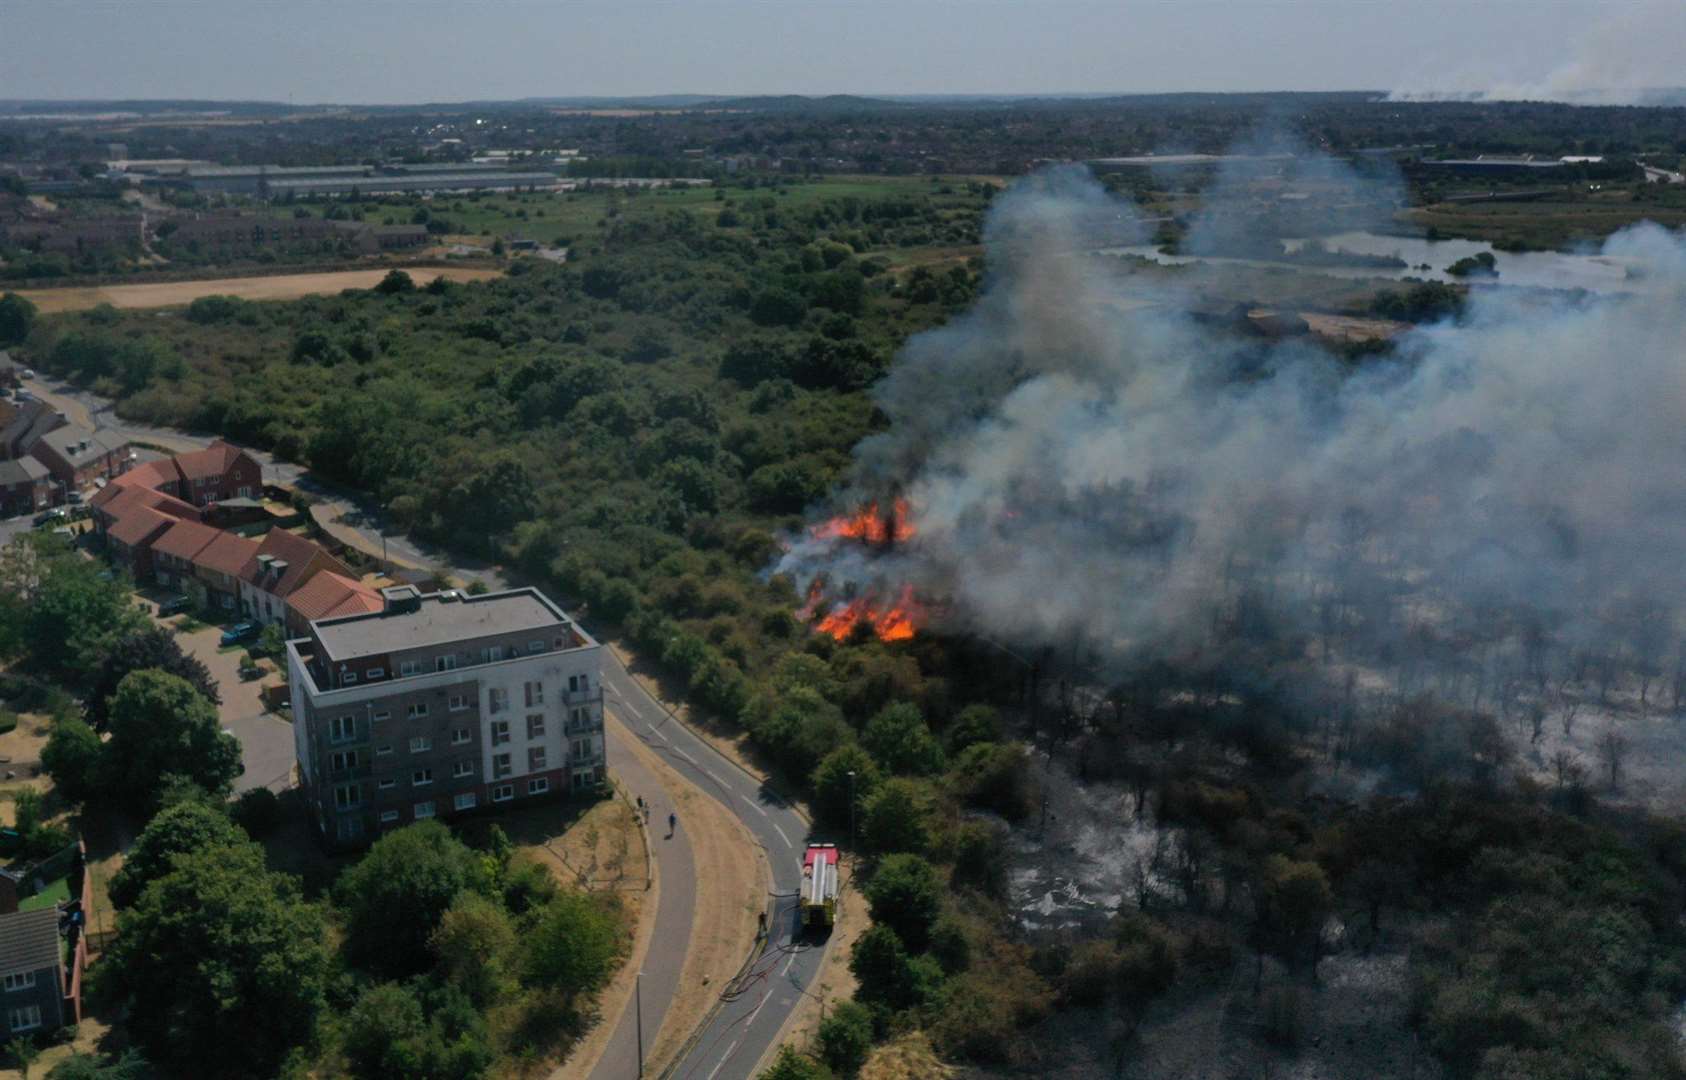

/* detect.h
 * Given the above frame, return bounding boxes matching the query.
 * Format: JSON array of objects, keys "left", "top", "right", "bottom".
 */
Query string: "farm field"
[{"left": 14, "top": 265, "right": 503, "bottom": 312}]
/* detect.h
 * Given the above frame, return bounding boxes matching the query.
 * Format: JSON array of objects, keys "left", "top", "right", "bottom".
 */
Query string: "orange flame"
[
  {"left": 811, "top": 498, "right": 915, "bottom": 545},
  {"left": 812, "top": 584, "right": 924, "bottom": 642}
]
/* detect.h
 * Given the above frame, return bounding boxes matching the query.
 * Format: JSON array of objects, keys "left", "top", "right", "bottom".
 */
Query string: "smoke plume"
[{"left": 780, "top": 164, "right": 1686, "bottom": 679}]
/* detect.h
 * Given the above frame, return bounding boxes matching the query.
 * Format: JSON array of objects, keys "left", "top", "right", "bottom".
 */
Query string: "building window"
[
  {"left": 491, "top": 720, "right": 510, "bottom": 746},
  {"left": 493, "top": 753, "right": 512, "bottom": 779},
  {"left": 8, "top": 1004, "right": 41, "bottom": 1032},
  {"left": 572, "top": 738, "right": 593, "bottom": 760},
  {"left": 482, "top": 645, "right": 506, "bottom": 663},
  {"left": 488, "top": 688, "right": 508, "bottom": 714},
  {"left": 371, "top": 710, "right": 390, "bottom": 723},
  {"left": 529, "top": 640, "right": 545, "bottom": 653},
  {"left": 451, "top": 727, "right": 471, "bottom": 746},
  {"left": 378, "top": 778, "right": 396, "bottom": 790},
  {"left": 409, "top": 736, "right": 432, "bottom": 753},
  {"left": 555, "top": 636, "right": 566, "bottom": 649},
  {"left": 492, "top": 783, "right": 514, "bottom": 802},
  {"left": 528, "top": 777, "right": 550, "bottom": 796},
  {"left": 330, "top": 750, "right": 359, "bottom": 772},
  {"left": 569, "top": 673, "right": 590, "bottom": 693},
  {"left": 342, "top": 671, "right": 357, "bottom": 685},
  {"left": 570, "top": 707, "right": 589, "bottom": 728},
  {"left": 524, "top": 681, "right": 543, "bottom": 706},
  {"left": 412, "top": 769, "right": 433, "bottom": 787},
  {"left": 448, "top": 694, "right": 468, "bottom": 712},
  {"left": 453, "top": 792, "right": 477, "bottom": 812},
  {"left": 334, "top": 783, "right": 361, "bottom": 810},
  {"left": 527, "top": 714, "right": 546, "bottom": 739},
  {"left": 375, "top": 744, "right": 393, "bottom": 757},
  {"left": 379, "top": 810, "right": 399, "bottom": 824},
  {"left": 1, "top": 972, "right": 35, "bottom": 993},
  {"left": 528, "top": 747, "right": 547, "bottom": 771},
  {"left": 414, "top": 801, "right": 436, "bottom": 820},
  {"left": 406, "top": 703, "right": 429, "bottom": 719},
  {"left": 337, "top": 817, "right": 364, "bottom": 842},
  {"left": 399, "top": 661, "right": 422, "bottom": 676},
  {"left": 329, "top": 715, "right": 356, "bottom": 744},
  {"left": 436, "top": 655, "right": 458, "bottom": 672},
  {"left": 452, "top": 760, "right": 473, "bottom": 778}
]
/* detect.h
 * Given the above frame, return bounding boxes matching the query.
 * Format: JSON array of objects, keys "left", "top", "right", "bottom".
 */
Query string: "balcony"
[
  {"left": 564, "top": 719, "right": 600, "bottom": 736},
  {"left": 327, "top": 764, "right": 373, "bottom": 782},
  {"left": 563, "top": 688, "right": 604, "bottom": 707}
]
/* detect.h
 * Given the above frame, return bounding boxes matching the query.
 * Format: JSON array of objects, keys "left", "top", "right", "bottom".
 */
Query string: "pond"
[{"left": 1101, "top": 230, "right": 1646, "bottom": 294}]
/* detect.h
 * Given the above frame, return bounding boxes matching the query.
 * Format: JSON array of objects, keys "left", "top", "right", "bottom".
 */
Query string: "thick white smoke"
[
  {"left": 1389, "top": 0, "right": 1685, "bottom": 106},
  {"left": 783, "top": 165, "right": 1686, "bottom": 672}
]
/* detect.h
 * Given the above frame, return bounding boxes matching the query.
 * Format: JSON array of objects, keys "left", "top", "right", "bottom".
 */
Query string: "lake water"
[{"left": 1101, "top": 230, "right": 1645, "bottom": 294}]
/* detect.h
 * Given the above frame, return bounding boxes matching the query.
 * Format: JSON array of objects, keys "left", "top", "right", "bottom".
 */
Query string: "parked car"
[
  {"left": 32, "top": 508, "right": 66, "bottom": 527},
  {"left": 220, "top": 622, "right": 259, "bottom": 646},
  {"left": 157, "top": 595, "right": 190, "bottom": 617},
  {"left": 20, "top": 369, "right": 34, "bottom": 380}
]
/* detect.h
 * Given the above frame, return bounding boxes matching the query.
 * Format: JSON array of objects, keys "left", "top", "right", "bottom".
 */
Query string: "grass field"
[
  {"left": 1408, "top": 191, "right": 1686, "bottom": 251},
  {"left": 15, "top": 265, "right": 503, "bottom": 313},
  {"left": 261, "top": 175, "right": 988, "bottom": 244}
]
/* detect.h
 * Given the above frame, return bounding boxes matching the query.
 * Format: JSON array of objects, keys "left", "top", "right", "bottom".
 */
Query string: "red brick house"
[
  {"left": 168, "top": 441, "right": 263, "bottom": 506},
  {"left": 188, "top": 531, "right": 260, "bottom": 613},
  {"left": 239, "top": 528, "right": 356, "bottom": 627},
  {"left": 149, "top": 519, "right": 222, "bottom": 591},
  {"left": 0, "top": 457, "right": 52, "bottom": 516},
  {"left": 29, "top": 426, "right": 133, "bottom": 491}
]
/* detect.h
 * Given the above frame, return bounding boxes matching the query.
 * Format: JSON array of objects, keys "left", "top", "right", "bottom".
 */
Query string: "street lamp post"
[{"left": 635, "top": 971, "right": 645, "bottom": 1078}]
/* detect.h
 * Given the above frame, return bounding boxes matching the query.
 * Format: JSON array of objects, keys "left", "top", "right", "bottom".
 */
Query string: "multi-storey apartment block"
[{"left": 287, "top": 585, "right": 607, "bottom": 847}]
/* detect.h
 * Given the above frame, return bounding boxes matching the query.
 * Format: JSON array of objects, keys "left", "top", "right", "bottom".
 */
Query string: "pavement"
[{"left": 19, "top": 371, "right": 828, "bottom": 1080}]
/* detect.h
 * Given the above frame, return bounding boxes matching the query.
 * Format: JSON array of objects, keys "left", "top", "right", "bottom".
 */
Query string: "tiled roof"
[
  {"left": 99, "top": 484, "right": 199, "bottom": 527},
  {"left": 0, "top": 908, "right": 62, "bottom": 977},
  {"left": 174, "top": 440, "right": 254, "bottom": 482},
  {"left": 37, "top": 425, "right": 128, "bottom": 469},
  {"left": 242, "top": 528, "right": 338, "bottom": 598},
  {"left": 286, "top": 571, "right": 383, "bottom": 623},
  {"left": 191, "top": 531, "right": 259, "bottom": 577},
  {"left": 150, "top": 519, "right": 221, "bottom": 562},
  {"left": 108, "top": 505, "right": 176, "bottom": 548},
  {"left": 0, "top": 457, "right": 48, "bottom": 486}
]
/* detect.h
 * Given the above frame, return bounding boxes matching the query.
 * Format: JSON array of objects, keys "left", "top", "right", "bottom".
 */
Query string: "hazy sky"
[{"left": 0, "top": 0, "right": 1679, "bottom": 104}]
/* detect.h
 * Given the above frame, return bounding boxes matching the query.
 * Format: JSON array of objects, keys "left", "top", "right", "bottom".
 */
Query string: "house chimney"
[{"left": 269, "top": 559, "right": 288, "bottom": 581}]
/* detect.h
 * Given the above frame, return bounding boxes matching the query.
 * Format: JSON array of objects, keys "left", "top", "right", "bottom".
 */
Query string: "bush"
[
  {"left": 231, "top": 788, "right": 282, "bottom": 839},
  {"left": 816, "top": 1000, "right": 874, "bottom": 1076},
  {"left": 864, "top": 854, "right": 943, "bottom": 952}
]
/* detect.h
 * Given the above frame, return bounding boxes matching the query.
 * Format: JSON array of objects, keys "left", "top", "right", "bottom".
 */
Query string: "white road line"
[
  {"left": 742, "top": 795, "right": 768, "bottom": 816},
  {"left": 700, "top": 768, "right": 722, "bottom": 785},
  {"left": 674, "top": 749, "right": 696, "bottom": 765},
  {"left": 705, "top": 1040, "right": 741, "bottom": 1080},
  {"left": 770, "top": 821, "right": 790, "bottom": 847},
  {"left": 781, "top": 951, "right": 797, "bottom": 977},
  {"left": 744, "top": 986, "right": 773, "bottom": 1027}
]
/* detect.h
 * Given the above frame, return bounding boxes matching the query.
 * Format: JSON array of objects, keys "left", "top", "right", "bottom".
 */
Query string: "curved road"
[
  {"left": 20, "top": 373, "right": 830, "bottom": 1080},
  {"left": 597, "top": 653, "right": 825, "bottom": 1080}
]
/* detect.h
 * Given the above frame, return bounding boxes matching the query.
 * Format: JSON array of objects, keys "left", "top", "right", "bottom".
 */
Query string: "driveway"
[{"left": 153, "top": 613, "right": 295, "bottom": 793}]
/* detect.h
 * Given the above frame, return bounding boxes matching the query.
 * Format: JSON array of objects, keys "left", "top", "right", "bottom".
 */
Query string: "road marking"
[
  {"left": 705, "top": 1040, "right": 741, "bottom": 1080},
  {"left": 742, "top": 795, "right": 768, "bottom": 816},
  {"left": 674, "top": 749, "right": 696, "bottom": 765},
  {"left": 700, "top": 768, "right": 722, "bottom": 785},
  {"left": 781, "top": 951, "right": 797, "bottom": 977},
  {"left": 770, "top": 821, "right": 790, "bottom": 847}
]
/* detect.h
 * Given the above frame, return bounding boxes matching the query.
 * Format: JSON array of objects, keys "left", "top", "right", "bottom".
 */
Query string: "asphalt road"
[
  {"left": 24, "top": 371, "right": 831, "bottom": 1079},
  {"left": 598, "top": 653, "right": 825, "bottom": 1080}
]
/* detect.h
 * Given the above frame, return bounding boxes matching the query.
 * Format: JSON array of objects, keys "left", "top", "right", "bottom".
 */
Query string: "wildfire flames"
[
  {"left": 803, "top": 580, "right": 924, "bottom": 642},
  {"left": 811, "top": 498, "right": 915, "bottom": 545},
  {"left": 799, "top": 499, "right": 925, "bottom": 642}
]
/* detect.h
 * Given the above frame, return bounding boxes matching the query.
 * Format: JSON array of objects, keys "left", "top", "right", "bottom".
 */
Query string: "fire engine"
[{"left": 801, "top": 843, "right": 839, "bottom": 929}]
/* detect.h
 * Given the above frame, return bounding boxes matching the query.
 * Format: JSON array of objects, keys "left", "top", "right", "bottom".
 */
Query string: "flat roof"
[{"left": 313, "top": 587, "right": 575, "bottom": 663}]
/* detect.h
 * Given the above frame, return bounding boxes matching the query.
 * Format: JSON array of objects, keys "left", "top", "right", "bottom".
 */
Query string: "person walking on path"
[{"left": 668, "top": 811, "right": 677, "bottom": 838}]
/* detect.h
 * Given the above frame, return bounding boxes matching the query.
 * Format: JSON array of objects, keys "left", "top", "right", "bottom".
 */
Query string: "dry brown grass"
[
  {"left": 859, "top": 1033, "right": 953, "bottom": 1080},
  {"left": 15, "top": 266, "right": 503, "bottom": 313}
]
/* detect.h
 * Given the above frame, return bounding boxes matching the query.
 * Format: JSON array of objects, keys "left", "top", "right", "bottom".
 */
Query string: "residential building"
[
  {"left": 287, "top": 586, "right": 606, "bottom": 847},
  {"left": 0, "top": 401, "right": 66, "bottom": 462},
  {"left": 0, "top": 458, "right": 51, "bottom": 516},
  {"left": 148, "top": 518, "right": 222, "bottom": 591},
  {"left": 0, "top": 907, "right": 78, "bottom": 1037},
  {"left": 282, "top": 570, "right": 383, "bottom": 637},
  {"left": 29, "top": 426, "right": 133, "bottom": 490},
  {"left": 164, "top": 440, "right": 263, "bottom": 506},
  {"left": 238, "top": 528, "right": 359, "bottom": 628},
  {"left": 93, "top": 485, "right": 202, "bottom": 577},
  {"left": 188, "top": 531, "right": 260, "bottom": 613}
]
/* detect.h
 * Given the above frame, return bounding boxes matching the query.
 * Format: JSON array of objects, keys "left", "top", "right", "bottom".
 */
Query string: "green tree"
[
  {"left": 84, "top": 625, "right": 219, "bottom": 729},
  {"left": 860, "top": 777, "right": 933, "bottom": 856},
  {"left": 431, "top": 892, "right": 517, "bottom": 1008},
  {"left": 40, "top": 717, "right": 102, "bottom": 807},
  {"left": 342, "top": 981, "right": 494, "bottom": 1080},
  {"left": 109, "top": 800, "right": 246, "bottom": 910},
  {"left": 0, "top": 292, "right": 35, "bottom": 347},
  {"left": 335, "top": 820, "right": 483, "bottom": 977},
  {"left": 104, "top": 670, "right": 241, "bottom": 812},
  {"left": 945, "top": 704, "right": 1001, "bottom": 754},
  {"left": 862, "top": 703, "right": 945, "bottom": 776},
  {"left": 811, "top": 745, "right": 880, "bottom": 836},
  {"left": 865, "top": 854, "right": 944, "bottom": 951},
  {"left": 105, "top": 840, "right": 327, "bottom": 1077},
  {"left": 375, "top": 269, "right": 417, "bottom": 294},
  {"left": 523, "top": 890, "right": 621, "bottom": 996},
  {"left": 8, "top": 1038, "right": 38, "bottom": 1080},
  {"left": 43, "top": 1051, "right": 152, "bottom": 1080},
  {"left": 9, "top": 533, "right": 144, "bottom": 680},
  {"left": 816, "top": 999, "right": 874, "bottom": 1076}
]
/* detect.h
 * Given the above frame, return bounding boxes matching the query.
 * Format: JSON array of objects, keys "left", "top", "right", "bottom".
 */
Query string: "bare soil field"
[{"left": 15, "top": 266, "right": 503, "bottom": 313}]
